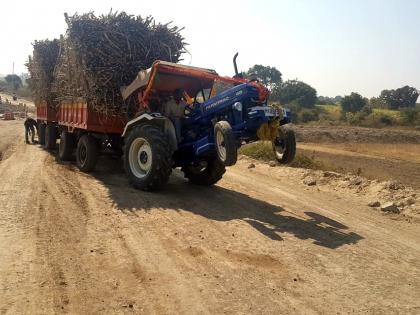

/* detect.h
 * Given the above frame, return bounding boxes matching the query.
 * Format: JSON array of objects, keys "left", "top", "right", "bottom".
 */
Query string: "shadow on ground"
[
  {"left": 42, "top": 146, "right": 363, "bottom": 249},
  {"left": 88, "top": 155, "right": 363, "bottom": 249}
]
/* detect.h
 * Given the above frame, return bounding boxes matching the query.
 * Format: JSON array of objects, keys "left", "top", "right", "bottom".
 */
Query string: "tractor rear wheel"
[
  {"left": 214, "top": 121, "right": 237, "bottom": 166},
  {"left": 59, "top": 131, "right": 76, "bottom": 161},
  {"left": 272, "top": 127, "right": 296, "bottom": 164},
  {"left": 38, "top": 123, "right": 46, "bottom": 145},
  {"left": 44, "top": 125, "right": 57, "bottom": 150},
  {"left": 182, "top": 157, "right": 226, "bottom": 186},
  {"left": 123, "top": 125, "right": 173, "bottom": 191},
  {"left": 76, "top": 134, "right": 99, "bottom": 172}
]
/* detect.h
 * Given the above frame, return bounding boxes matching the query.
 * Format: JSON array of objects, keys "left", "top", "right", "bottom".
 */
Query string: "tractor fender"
[{"left": 122, "top": 113, "right": 178, "bottom": 151}]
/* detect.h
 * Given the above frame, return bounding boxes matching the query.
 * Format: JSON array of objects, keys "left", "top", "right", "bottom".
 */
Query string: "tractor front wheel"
[
  {"left": 214, "top": 121, "right": 237, "bottom": 166},
  {"left": 272, "top": 127, "right": 296, "bottom": 164}
]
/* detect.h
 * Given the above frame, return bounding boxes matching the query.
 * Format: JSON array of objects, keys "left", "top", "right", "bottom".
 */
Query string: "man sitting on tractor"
[{"left": 163, "top": 88, "right": 187, "bottom": 142}]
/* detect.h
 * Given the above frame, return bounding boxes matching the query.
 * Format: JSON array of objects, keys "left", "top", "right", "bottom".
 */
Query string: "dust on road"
[{"left": 1, "top": 121, "right": 420, "bottom": 314}]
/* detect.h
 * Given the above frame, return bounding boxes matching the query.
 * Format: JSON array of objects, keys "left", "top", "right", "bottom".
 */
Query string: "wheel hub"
[
  {"left": 129, "top": 138, "right": 152, "bottom": 179},
  {"left": 216, "top": 131, "right": 227, "bottom": 161},
  {"left": 139, "top": 151, "right": 148, "bottom": 164}
]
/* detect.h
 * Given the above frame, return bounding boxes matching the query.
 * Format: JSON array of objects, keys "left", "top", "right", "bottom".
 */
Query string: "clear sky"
[{"left": 0, "top": 0, "right": 419, "bottom": 97}]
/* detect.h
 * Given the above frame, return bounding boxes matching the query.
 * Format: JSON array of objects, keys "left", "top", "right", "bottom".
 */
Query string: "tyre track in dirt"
[{"left": 1, "top": 123, "right": 420, "bottom": 314}]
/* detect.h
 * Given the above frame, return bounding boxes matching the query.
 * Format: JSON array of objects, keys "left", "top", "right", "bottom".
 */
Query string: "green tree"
[
  {"left": 369, "top": 96, "right": 384, "bottom": 108},
  {"left": 272, "top": 79, "right": 317, "bottom": 108},
  {"left": 378, "top": 86, "right": 419, "bottom": 109},
  {"left": 341, "top": 92, "right": 368, "bottom": 113},
  {"left": 246, "top": 65, "right": 282, "bottom": 90},
  {"left": 5, "top": 74, "right": 22, "bottom": 91}
]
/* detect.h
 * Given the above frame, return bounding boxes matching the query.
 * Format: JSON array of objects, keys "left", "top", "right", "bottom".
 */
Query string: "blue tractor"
[{"left": 121, "top": 56, "right": 296, "bottom": 190}]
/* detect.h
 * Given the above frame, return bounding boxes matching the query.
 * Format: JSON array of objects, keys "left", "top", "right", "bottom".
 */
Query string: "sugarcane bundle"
[
  {"left": 26, "top": 39, "right": 60, "bottom": 108},
  {"left": 53, "top": 11, "right": 186, "bottom": 116}
]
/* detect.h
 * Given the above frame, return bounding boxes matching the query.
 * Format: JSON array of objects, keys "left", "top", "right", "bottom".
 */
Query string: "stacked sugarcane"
[
  {"left": 53, "top": 11, "right": 186, "bottom": 116},
  {"left": 26, "top": 39, "right": 60, "bottom": 108}
]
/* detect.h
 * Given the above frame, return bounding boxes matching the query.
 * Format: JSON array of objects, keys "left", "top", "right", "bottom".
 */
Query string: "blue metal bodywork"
[{"left": 173, "top": 82, "right": 291, "bottom": 166}]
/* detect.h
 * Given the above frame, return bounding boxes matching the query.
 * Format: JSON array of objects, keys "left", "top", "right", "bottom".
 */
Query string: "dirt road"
[{"left": 1, "top": 121, "right": 420, "bottom": 314}]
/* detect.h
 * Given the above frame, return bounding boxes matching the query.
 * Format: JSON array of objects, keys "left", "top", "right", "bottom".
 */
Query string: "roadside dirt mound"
[
  {"left": 299, "top": 169, "right": 419, "bottom": 221},
  {"left": 297, "top": 143, "right": 420, "bottom": 189},
  {"left": 294, "top": 125, "right": 420, "bottom": 144}
]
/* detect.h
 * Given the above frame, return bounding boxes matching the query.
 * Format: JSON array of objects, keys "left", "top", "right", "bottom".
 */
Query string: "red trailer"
[
  {"left": 58, "top": 102, "right": 126, "bottom": 134},
  {"left": 37, "top": 99, "right": 129, "bottom": 171}
]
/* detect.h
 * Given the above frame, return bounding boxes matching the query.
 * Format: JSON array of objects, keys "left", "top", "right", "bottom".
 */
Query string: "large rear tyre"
[
  {"left": 38, "top": 123, "right": 46, "bottom": 145},
  {"left": 76, "top": 135, "right": 99, "bottom": 172},
  {"left": 181, "top": 157, "right": 226, "bottom": 186},
  {"left": 214, "top": 121, "right": 237, "bottom": 166},
  {"left": 123, "top": 125, "right": 173, "bottom": 191},
  {"left": 59, "top": 131, "right": 76, "bottom": 161},
  {"left": 272, "top": 127, "right": 296, "bottom": 164},
  {"left": 44, "top": 125, "right": 57, "bottom": 150}
]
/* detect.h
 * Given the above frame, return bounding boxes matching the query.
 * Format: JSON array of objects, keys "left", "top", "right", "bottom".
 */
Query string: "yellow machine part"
[{"left": 257, "top": 119, "right": 281, "bottom": 141}]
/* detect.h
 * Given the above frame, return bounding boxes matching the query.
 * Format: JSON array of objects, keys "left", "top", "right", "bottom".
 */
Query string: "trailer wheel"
[
  {"left": 214, "top": 121, "right": 237, "bottom": 166},
  {"left": 272, "top": 127, "right": 296, "bottom": 164},
  {"left": 38, "top": 123, "right": 46, "bottom": 145},
  {"left": 76, "top": 135, "right": 99, "bottom": 172},
  {"left": 181, "top": 157, "right": 226, "bottom": 186},
  {"left": 59, "top": 131, "right": 76, "bottom": 161},
  {"left": 123, "top": 125, "right": 173, "bottom": 191},
  {"left": 44, "top": 125, "right": 57, "bottom": 150}
]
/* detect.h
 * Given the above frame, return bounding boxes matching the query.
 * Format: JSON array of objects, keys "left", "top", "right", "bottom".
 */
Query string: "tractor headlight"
[{"left": 232, "top": 102, "right": 242, "bottom": 111}]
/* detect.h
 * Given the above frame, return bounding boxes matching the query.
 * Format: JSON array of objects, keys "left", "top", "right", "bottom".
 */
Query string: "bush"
[
  {"left": 360, "top": 112, "right": 396, "bottom": 127},
  {"left": 341, "top": 92, "right": 368, "bottom": 113},
  {"left": 299, "top": 108, "right": 319, "bottom": 123},
  {"left": 360, "top": 105, "right": 372, "bottom": 116},
  {"left": 379, "top": 114, "right": 394, "bottom": 125},
  {"left": 400, "top": 107, "right": 420, "bottom": 125}
]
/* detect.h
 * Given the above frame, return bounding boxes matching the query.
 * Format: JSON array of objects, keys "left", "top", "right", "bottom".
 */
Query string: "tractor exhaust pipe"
[{"left": 233, "top": 52, "right": 242, "bottom": 78}]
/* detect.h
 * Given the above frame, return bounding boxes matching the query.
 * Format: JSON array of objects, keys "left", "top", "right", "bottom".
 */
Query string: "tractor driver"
[{"left": 163, "top": 88, "right": 187, "bottom": 142}]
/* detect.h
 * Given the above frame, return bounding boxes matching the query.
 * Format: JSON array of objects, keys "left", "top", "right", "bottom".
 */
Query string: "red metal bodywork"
[
  {"left": 58, "top": 102, "right": 127, "bottom": 134},
  {"left": 36, "top": 102, "right": 58, "bottom": 122},
  {"left": 141, "top": 62, "right": 269, "bottom": 104}
]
